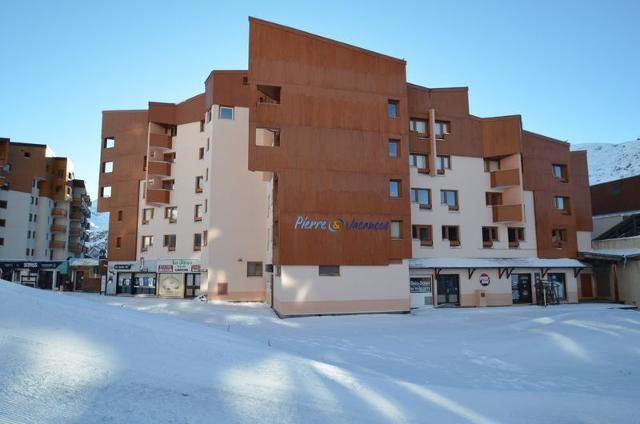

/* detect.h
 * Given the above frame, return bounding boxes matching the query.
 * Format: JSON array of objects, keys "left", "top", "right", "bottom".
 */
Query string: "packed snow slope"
[
  {"left": 572, "top": 138, "right": 640, "bottom": 185},
  {"left": 1, "top": 282, "right": 640, "bottom": 424}
]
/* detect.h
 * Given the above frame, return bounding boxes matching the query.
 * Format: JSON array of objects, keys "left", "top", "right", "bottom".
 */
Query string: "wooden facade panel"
[
  {"left": 590, "top": 174, "right": 640, "bottom": 216},
  {"left": 481, "top": 116, "right": 522, "bottom": 158},
  {"left": 206, "top": 70, "right": 250, "bottom": 109},
  {"left": 570, "top": 150, "right": 593, "bottom": 231}
]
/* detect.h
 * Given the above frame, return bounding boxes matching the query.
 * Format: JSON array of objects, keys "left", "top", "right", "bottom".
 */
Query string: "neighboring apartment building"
[
  {"left": 98, "top": 18, "right": 592, "bottom": 316},
  {"left": 0, "top": 138, "right": 91, "bottom": 288}
]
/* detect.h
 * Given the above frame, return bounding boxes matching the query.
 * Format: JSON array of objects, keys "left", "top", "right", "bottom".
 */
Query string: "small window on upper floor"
[
  {"left": 142, "top": 208, "right": 154, "bottom": 224},
  {"left": 257, "top": 85, "right": 281, "bottom": 104},
  {"left": 484, "top": 159, "right": 500, "bottom": 172},
  {"left": 117, "top": 210, "right": 123, "bottom": 221},
  {"left": 200, "top": 120, "right": 205, "bottom": 132},
  {"left": 102, "top": 161, "right": 113, "bottom": 173},
  {"left": 388, "top": 139, "right": 399, "bottom": 158},
  {"left": 104, "top": 137, "right": 115, "bottom": 149},
  {"left": 440, "top": 189, "right": 459, "bottom": 211},
  {"left": 436, "top": 155, "right": 451, "bottom": 174},
  {"left": 390, "top": 220, "right": 402, "bottom": 239},
  {"left": 389, "top": 179, "right": 401, "bottom": 198},
  {"left": 219, "top": 106, "right": 234, "bottom": 120},
  {"left": 247, "top": 261, "right": 263, "bottom": 277},
  {"left": 24, "top": 151, "right": 31, "bottom": 158},
  {"left": 409, "top": 153, "right": 428, "bottom": 172},
  {"left": 485, "top": 192, "right": 503, "bottom": 206},
  {"left": 195, "top": 176, "right": 204, "bottom": 193},
  {"left": 508, "top": 227, "right": 525, "bottom": 248},
  {"left": 554, "top": 196, "right": 571, "bottom": 215},
  {"left": 199, "top": 147, "right": 204, "bottom": 160},
  {"left": 409, "top": 118, "right": 427, "bottom": 134},
  {"left": 435, "top": 121, "right": 450, "bottom": 139},
  {"left": 319, "top": 265, "right": 340, "bottom": 276},
  {"left": 552, "top": 164, "right": 568, "bottom": 182},
  {"left": 256, "top": 128, "right": 280, "bottom": 147},
  {"left": 410, "top": 188, "right": 431, "bottom": 209},
  {"left": 101, "top": 186, "right": 111, "bottom": 198},
  {"left": 552, "top": 228, "right": 568, "bottom": 249},
  {"left": 206, "top": 108, "right": 212, "bottom": 123},
  {"left": 442, "top": 225, "right": 461, "bottom": 247},
  {"left": 387, "top": 100, "right": 399, "bottom": 118}
]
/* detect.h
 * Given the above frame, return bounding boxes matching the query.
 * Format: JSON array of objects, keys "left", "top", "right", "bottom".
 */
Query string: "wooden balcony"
[
  {"left": 149, "top": 133, "right": 172, "bottom": 149},
  {"left": 70, "top": 227, "right": 82, "bottom": 237},
  {"left": 490, "top": 168, "right": 520, "bottom": 188},
  {"left": 492, "top": 204, "right": 523, "bottom": 223},
  {"left": 147, "top": 160, "right": 172, "bottom": 177},
  {"left": 69, "top": 242, "right": 83, "bottom": 253},
  {"left": 50, "top": 224, "right": 67, "bottom": 233},
  {"left": 70, "top": 211, "right": 83, "bottom": 220},
  {"left": 49, "top": 240, "right": 66, "bottom": 249},
  {"left": 409, "top": 132, "right": 430, "bottom": 154},
  {"left": 147, "top": 189, "right": 170, "bottom": 204},
  {"left": 51, "top": 207, "right": 67, "bottom": 217}
]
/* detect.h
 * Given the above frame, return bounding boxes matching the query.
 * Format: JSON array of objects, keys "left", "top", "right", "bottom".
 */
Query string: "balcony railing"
[
  {"left": 146, "top": 189, "right": 170, "bottom": 204},
  {"left": 70, "top": 211, "right": 83, "bottom": 220},
  {"left": 149, "top": 133, "right": 172, "bottom": 149},
  {"left": 490, "top": 168, "right": 520, "bottom": 188},
  {"left": 49, "top": 240, "right": 66, "bottom": 249},
  {"left": 51, "top": 208, "right": 67, "bottom": 217},
  {"left": 492, "top": 204, "right": 523, "bottom": 223},
  {"left": 147, "top": 160, "right": 172, "bottom": 177},
  {"left": 69, "top": 242, "right": 82, "bottom": 253},
  {"left": 50, "top": 224, "right": 67, "bottom": 233}
]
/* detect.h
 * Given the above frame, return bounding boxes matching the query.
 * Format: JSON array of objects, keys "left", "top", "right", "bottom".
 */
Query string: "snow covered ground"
[{"left": 1, "top": 281, "right": 639, "bottom": 424}]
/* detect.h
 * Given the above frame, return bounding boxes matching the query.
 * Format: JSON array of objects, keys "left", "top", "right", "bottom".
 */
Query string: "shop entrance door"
[
  {"left": 38, "top": 270, "right": 54, "bottom": 290},
  {"left": 116, "top": 272, "right": 132, "bottom": 294},
  {"left": 511, "top": 274, "right": 532, "bottom": 304},
  {"left": 184, "top": 273, "right": 201, "bottom": 298},
  {"left": 436, "top": 274, "right": 460, "bottom": 306}
]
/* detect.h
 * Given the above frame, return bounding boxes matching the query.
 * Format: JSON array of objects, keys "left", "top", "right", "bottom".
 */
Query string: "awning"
[
  {"left": 409, "top": 257, "right": 587, "bottom": 279},
  {"left": 579, "top": 248, "right": 640, "bottom": 261}
]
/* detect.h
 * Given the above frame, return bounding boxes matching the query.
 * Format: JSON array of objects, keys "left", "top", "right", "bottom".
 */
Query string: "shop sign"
[
  {"left": 410, "top": 279, "right": 431, "bottom": 293},
  {"left": 479, "top": 273, "right": 491, "bottom": 286},
  {"left": 113, "top": 264, "right": 133, "bottom": 270},
  {"left": 0, "top": 261, "right": 63, "bottom": 271},
  {"left": 157, "top": 259, "right": 200, "bottom": 273},
  {"left": 294, "top": 215, "right": 389, "bottom": 233}
]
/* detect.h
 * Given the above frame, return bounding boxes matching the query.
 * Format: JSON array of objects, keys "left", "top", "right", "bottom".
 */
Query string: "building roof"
[
  {"left": 579, "top": 248, "right": 640, "bottom": 261},
  {"left": 409, "top": 257, "right": 587, "bottom": 269}
]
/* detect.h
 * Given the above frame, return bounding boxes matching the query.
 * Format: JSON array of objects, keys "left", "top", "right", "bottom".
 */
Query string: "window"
[
  {"left": 165, "top": 126, "right": 177, "bottom": 137},
  {"left": 485, "top": 192, "right": 503, "bottom": 206},
  {"left": 102, "top": 162, "right": 113, "bottom": 173},
  {"left": 482, "top": 226, "right": 499, "bottom": 248},
  {"left": 435, "top": 121, "right": 450, "bottom": 138},
  {"left": 547, "top": 273, "right": 567, "bottom": 300},
  {"left": 390, "top": 220, "right": 402, "bottom": 239},
  {"left": 0, "top": 238, "right": 4, "bottom": 246},
  {"left": 165, "top": 207, "right": 177, "bottom": 223},
  {"left": 442, "top": 225, "right": 460, "bottom": 246},
  {"left": 162, "top": 179, "right": 175, "bottom": 190},
  {"left": 24, "top": 151, "right": 31, "bottom": 158},
  {"left": 319, "top": 265, "right": 340, "bottom": 276},
  {"left": 29, "top": 213, "right": 33, "bottom": 222},
  {"left": 206, "top": 108, "right": 211, "bottom": 123},
  {"left": 440, "top": 190, "right": 459, "bottom": 211},
  {"left": 101, "top": 186, "right": 111, "bottom": 198},
  {"left": 0, "top": 219, "right": 5, "bottom": 227},
  {"left": 142, "top": 208, "right": 154, "bottom": 224},
  {"left": 388, "top": 139, "right": 399, "bottom": 158},
  {"left": 207, "top": 137, "right": 210, "bottom": 151},
  {"left": 195, "top": 176, "right": 204, "bottom": 193},
  {"left": 199, "top": 147, "right": 204, "bottom": 160},
  {"left": 255, "top": 128, "right": 281, "bottom": 147},
  {"left": 164, "top": 152, "right": 176, "bottom": 163},
  {"left": 193, "top": 233, "right": 202, "bottom": 251},
  {"left": 389, "top": 179, "right": 401, "bottom": 198},
  {"left": 554, "top": 196, "right": 571, "bottom": 214},
  {"left": 27, "top": 230, "right": 31, "bottom": 239},
  {"left": 206, "top": 168, "right": 209, "bottom": 181},
  {"left": 508, "top": 227, "right": 525, "bottom": 248},
  {"left": 164, "top": 234, "right": 176, "bottom": 251},
  {"left": 552, "top": 164, "right": 568, "bottom": 182},
  {"left": 387, "top": 100, "right": 399, "bottom": 118},
  {"left": 116, "top": 237, "right": 122, "bottom": 248},
  {"left": 219, "top": 106, "right": 234, "bottom": 120},
  {"left": 412, "top": 225, "right": 433, "bottom": 246},
  {"left": 0, "top": 200, "right": 6, "bottom": 208},
  {"left": 410, "top": 188, "right": 431, "bottom": 209},
  {"left": 194, "top": 204, "right": 203, "bottom": 221},
  {"left": 484, "top": 159, "right": 500, "bottom": 172},
  {"left": 26, "top": 248, "right": 30, "bottom": 256},
  {"left": 257, "top": 85, "right": 281, "bottom": 104},
  {"left": 203, "top": 230, "right": 208, "bottom": 246},
  {"left": 117, "top": 210, "right": 123, "bottom": 221},
  {"left": 409, "top": 153, "right": 428, "bottom": 171},
  {"left": 247, "top": 261, "right": 263, "bottom": 277},
  {"left": 552, "top": 228, "right": 568, "bottom": 249},
  {"left": 104, "top": 137, "right": 115, "bottom": 149},
  {"left": 200, "top": 120, "right": 205, "bottom": 132},
  {"left": 141, "top": 235, "right": 153, "bottom": 252},
  {"left": 436, "top": 155, "right": 451, "bottom": 174},
  {"left": 409, "top": 118, "right": 427, "bottom": 134}
]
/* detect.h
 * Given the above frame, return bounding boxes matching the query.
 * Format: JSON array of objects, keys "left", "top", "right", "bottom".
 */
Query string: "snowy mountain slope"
[
  {"left": 86, "top": 204, "right": 108, "bottom": 258},
  {"left": 572, "top": 138, "right": 640, "bottom": 185},
  {"left": 2, "top": 280, "right": 640, "bottom": 423}
]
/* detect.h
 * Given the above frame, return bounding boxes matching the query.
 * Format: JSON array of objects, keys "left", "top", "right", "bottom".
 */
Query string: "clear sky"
[{"left": 1, "top": 0, "right": 638, "bottom": 198}]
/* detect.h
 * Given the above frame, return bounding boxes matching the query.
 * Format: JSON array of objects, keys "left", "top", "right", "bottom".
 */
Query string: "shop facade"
[{"left": 0, "top": 260, "right": 63, "bottom": 289}]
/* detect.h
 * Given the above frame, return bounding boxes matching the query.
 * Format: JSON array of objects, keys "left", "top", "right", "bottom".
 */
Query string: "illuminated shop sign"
[{"left": 294, "top": 215, "right": 389, "bottom": 233}]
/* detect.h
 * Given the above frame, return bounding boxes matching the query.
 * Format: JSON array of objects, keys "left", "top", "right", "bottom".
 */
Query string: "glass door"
[
  {"left": 436, "top": 274, "right": 460, "bottom": 306},
  {"left": 511, "top": 274, "right": 532, "bottom": 304}
]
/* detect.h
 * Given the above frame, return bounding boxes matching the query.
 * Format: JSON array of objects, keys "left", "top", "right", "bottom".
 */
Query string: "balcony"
[
  {"left": 50, "top": 224, "right": 67, "bottom": 233},
  {"left": 69, "top": 242, "right": 82, "bottom": 254},
  {"left": 149, "top": 133, "right": 172, "bottom": 149},
  {"left": 70, "top": 227, "right": 81, "bottom": 237},
  {"left": 409, "top": 132, "right": 430, "bottom": 154},
  {"left": 147, "top": 189, "right": 170, "bottom": 204},
  {"left": 49, "top": 240, "right": 66, "bottom": 249},
  {"left": 492, "top": 204, "right": 523, "bottom": 223},
  {"left": 51, "top": 207, "right": 67, "bottom": 217},
  {"left": 70, "top": 210, "right": 83, "bottom": 221},
  {"left": 490, "top": 168, "right": 520, "bottom": 188},
  {"left": 147, "top": 160, "right": 172, "bottom": 177}
]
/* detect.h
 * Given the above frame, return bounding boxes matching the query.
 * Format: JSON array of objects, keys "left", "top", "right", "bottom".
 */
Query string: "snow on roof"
[
  {"left": 409, "top": 257, "right": 587, "bottom": 269},
  {"left": 69, "top": 258, "right": 99, "bottom": 267},
  {"left": 579, "top": 248, "right": 640, "bottom": 260}
]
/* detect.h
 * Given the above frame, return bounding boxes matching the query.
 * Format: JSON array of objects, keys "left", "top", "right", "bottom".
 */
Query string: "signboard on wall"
[
  {"left": 157, "top": 259, "right": 200, "bottom": 273},
  {"left": 410, "top": 279, "right": 432, "bottom": 293},
  {"left": 479, "top": 273, "right": 491, "bottom": 286},
  {"left": 158, "top": 274, "right": 185, "bottom": 298}
]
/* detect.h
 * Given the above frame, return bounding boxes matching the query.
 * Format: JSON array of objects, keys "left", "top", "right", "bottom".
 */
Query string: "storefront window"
[{"left": 547, "top": 273, "right": 566, "bottom": 300}]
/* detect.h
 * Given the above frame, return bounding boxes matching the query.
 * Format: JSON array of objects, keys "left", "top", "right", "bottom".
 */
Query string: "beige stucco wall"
[
  {"left": 410, "top": 155, "right": 537, "bottom": 258},
  {"left": 576, "top": 231, "right": 592, "bottom": 251},
  {"left": 274, "top": 263, "right": 410, "bottom": 316},
  {"left": 206, "top": 106, "right": 268, "bottom": 300}
]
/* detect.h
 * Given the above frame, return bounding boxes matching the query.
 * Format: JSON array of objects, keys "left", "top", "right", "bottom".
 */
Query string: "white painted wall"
[
  {"left": 577, "top": 231, "right": 592, "bottom": 251},
  {"left": 0, "top": 190, "right": 31, "bottom": 260}
]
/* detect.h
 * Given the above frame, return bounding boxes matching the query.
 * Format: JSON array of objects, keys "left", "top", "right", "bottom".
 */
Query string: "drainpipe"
[{"left": 429, "top": 108, "right": 437, "bottom": 176}]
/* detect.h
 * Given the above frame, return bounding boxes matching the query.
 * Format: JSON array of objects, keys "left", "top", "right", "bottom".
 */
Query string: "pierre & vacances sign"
[{"left": 294, "top": 215, "right": 389, "bottom": 233}]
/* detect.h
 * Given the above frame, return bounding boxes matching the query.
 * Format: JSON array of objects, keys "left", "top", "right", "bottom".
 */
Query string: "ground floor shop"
[
  {"left": 409, "top": 258, "right": 585, "bottom": 308},
  {"left": 106, "top": 259, "right": 203, "bottom": 298},
  {"left": 0, "top": 261, "right": 65, "bottom": 289},
  {"left": 580, "top": 245, "right": 640, "bottom": 306}
]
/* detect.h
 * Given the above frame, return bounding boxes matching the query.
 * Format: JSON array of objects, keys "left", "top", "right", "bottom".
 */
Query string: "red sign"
[{"left": 479, "top": 273, "right": 491, "bottom": 286}]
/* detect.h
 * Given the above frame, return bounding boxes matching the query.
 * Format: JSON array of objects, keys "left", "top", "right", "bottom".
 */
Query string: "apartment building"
[
  {"left": 98, "top": 18, "right": 592, "bottom": 316},
  {"left": 0, "top": 138, "right": 92, "bottom": 288}
]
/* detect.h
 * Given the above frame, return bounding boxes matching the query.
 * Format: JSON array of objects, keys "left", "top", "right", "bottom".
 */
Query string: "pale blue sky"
[{"left": 1, "top": 0, "right": 638, "bottom": 197}]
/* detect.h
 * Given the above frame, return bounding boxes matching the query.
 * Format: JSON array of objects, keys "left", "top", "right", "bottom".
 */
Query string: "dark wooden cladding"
[
  {"left": 248, "top": 17, "right": 411, "bottom": 265},
  {"left": 99, "top": 110, "right": 148, "bottom": 261},
  {"left": 591, "top": 174, "right": 640, "bottom": 216},
  {"left": 205, "top": 70, "right": 250, "bottom": 109},
  {"left": 480, "top": 116, "right": 522, "bottom": 157},
  {"left": 570, "top": 150, "right": 593, "bottom": 231},
  {"left": 148, "top": 93, "right": 205, "bottom": 126},
  {"left": 522, "top": 130, "right": 579, "bottom": 258}
]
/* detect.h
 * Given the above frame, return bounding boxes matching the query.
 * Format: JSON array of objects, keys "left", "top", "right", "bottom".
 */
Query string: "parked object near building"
[
  {"left": 0, "top": 138, "right": 92, "bottom": 289},
  {"left": 98, "top": 18, "right": 592, "bottom": 316}
]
